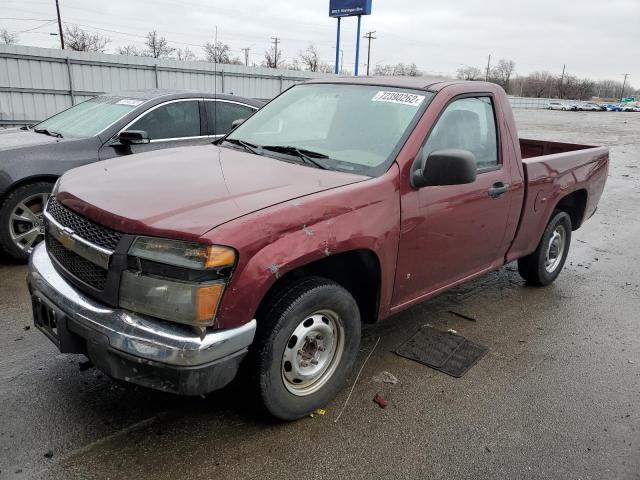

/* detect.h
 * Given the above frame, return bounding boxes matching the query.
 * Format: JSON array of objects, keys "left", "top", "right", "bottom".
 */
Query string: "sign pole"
[
  {"left": 354, "top": 15, "right": 362, "bottom": 76},
  {"left": 334, "top": 17, "right": 341, "bottom": 74}
]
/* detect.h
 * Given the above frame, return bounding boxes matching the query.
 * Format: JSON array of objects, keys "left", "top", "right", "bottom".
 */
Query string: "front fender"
[{"left": 208, "top": 165, "right": 401, "bottom": 329}]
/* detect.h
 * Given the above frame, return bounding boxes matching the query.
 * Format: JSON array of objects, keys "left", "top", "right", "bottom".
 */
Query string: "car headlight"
[{"left": 119, "top": 236, "right": 237, "bottom": 331}]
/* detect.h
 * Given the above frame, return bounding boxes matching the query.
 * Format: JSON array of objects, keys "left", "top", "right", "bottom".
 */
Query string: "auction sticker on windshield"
[{"left": 372, "top": 91, "right": 425, "bottom": 106}]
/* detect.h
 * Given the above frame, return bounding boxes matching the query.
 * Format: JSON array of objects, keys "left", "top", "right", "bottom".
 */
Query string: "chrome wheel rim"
[
  {"left": 545, "top": 225, "right": 566, "bottom": 273},
  {"left": 282, "top": 309, "right": 345, "bottom": 397},
  {"left": 9, "top": 193, "right": 49, "bottom": 253}
]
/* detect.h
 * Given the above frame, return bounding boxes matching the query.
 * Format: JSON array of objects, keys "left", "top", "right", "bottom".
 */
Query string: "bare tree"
[
  {"left": 456, "top": 66, "right": 483, "bottom": 80},
  {"left": 374, "top": 63, "right": 421, "bottom": 77},
  {"left": 262, "top": 45, "right": 281, "bottom": 69},
  {"left": 175, "top": 48, "right": 196, "bottom": 61},
  {"left": 203, "top": 40, "right": 232, "bottom": 63},
  {"left": 116, "top": 45, "right": 141, "bottom": 56},
  {"left": 287, "top": 58, "right": 303, "bottom": 71},
  {"left": 300, "top": 44, "right": 321, "bottom": 72},
  {"left": 63, "top": 25, "right": 110, "bottom": 52},
  {"left": 144, "top": 30, "right": 174, "bottom": 58},
  {"left": 490, "top": 59, "right": 516, "bottom": 93},
  {"left": 0, "top": 28, "right": 18, "bottom": 45}
]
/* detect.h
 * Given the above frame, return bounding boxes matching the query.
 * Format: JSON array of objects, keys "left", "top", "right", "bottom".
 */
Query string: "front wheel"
[
  {"left": 0, "top": 182, "right": 53, "bottom": 261},
  {"left": 252, "top": 277, "right": 361, "bottom": 420},
  {"left": 518, "top": 210, "right": 572, "bottom": 286}
]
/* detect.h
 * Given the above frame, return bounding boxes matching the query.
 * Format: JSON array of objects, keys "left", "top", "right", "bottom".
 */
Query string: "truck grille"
[
  {"left": 47, "top": 197, "right": 122, "bottom": 251},
  {"left": 46, "top": 235, "right": 108, "bottom": 290}
]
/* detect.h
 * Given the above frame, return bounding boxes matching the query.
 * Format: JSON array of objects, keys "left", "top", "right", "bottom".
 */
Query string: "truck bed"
[
  {"left": 506, "top": 139, "right": 609, "bottom": 263},
  {"left": 520, "top": 138, "right": 595, "bottom": 159}
]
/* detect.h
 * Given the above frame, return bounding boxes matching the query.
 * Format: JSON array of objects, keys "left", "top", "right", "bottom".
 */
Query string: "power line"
[{"left": 363, "top": 30, "right": 376, "bottom": 76}]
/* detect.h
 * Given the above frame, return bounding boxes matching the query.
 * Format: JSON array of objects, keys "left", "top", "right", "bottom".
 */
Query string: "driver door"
[{"left": 392, "top": 95, "right": 516, "bottom": 307}]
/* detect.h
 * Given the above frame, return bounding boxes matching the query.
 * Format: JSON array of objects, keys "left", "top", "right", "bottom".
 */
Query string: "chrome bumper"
[{"left": 27, "top": 242, "right": 256, "bottom": 368}]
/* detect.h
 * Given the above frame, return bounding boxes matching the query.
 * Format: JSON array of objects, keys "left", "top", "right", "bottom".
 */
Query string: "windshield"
[
  {"left": 226, "top": 84, "right": 433, "bottom": 175},
  {"left": 33, "top": 96, "right": 143, "bottom": 138}
]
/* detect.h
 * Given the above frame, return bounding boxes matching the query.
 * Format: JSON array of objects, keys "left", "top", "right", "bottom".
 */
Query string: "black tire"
[
  {"left": 0, "top": 181, "right": 54, "bottom": 261},
  {"left": 252, "top": 276, "right": 361, "bottom": 421},
  {"left": 518, "top": 210, "right": 572, "bottom": 286}
]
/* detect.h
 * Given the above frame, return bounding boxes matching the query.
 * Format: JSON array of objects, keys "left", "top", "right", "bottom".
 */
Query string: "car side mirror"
[
  {"left": 411, "top": 149, "right": 477, "bottom": 189},
  {"left": 119, "top": 130, "right": 150, "bottom": 145},
  {"left": 230, "top": 118, "right": 246, "bottom": 130}
]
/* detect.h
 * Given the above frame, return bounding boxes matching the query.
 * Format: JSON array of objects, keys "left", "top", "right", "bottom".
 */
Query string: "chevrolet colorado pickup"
[{"left": 27, "top": 77, "right": 608, "bottom": 420}]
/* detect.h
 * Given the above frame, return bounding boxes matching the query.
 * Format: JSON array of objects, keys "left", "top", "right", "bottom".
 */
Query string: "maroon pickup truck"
[{"left": 27, "top": 77, "right": 608, "bottom": 420}]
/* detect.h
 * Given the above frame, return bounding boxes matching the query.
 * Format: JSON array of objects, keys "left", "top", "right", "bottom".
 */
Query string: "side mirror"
[
  {"left": 411, "top": 149, "right": 477, "bottom": 189},
  {"left": 119, "top": 130, "right": 150, "bottom": 145},
  {"left": 230, "top": 118, "right": 246, "bottom": 130}
]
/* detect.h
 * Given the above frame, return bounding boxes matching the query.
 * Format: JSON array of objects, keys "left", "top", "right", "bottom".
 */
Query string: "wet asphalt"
[{"left": 0, "top": 110, "right": 639, "bottom": 480}]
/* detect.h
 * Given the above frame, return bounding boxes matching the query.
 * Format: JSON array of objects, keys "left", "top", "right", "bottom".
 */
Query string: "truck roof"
[{"left": 304, "top": 75, "right": 478, "bottom": 92}]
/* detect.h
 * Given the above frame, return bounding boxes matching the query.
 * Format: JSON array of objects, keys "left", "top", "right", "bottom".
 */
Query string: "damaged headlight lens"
[
  {"left": 119, "top": 237, "right": 237, "bottom": 329},
  {"left": 129, "top": 237, "right": 236, "bottom": 270}
]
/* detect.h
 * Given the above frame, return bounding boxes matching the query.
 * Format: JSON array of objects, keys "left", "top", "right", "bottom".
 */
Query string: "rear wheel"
[
  {"left": 0, "top": 182, "right": 53, "bottom": 261},
  {"left": 252, "top": 277, "right": 361, "bottom": 420},
  {"left": 518, "top": 210, "right": 572, "bottom": 286}
]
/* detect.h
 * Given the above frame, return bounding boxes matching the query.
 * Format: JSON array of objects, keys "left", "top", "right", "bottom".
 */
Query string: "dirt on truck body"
[{"left": 27, "top": 76, "right": 608, "bottom": 420}]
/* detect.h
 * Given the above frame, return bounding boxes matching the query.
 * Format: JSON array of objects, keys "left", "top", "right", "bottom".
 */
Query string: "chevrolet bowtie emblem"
[{"left": 58, "top": 226, "right": 76, "bottom": 250}]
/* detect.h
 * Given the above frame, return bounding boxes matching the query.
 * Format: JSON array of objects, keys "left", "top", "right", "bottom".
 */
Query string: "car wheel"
[
  {"left": 0, "top": 181, "right": 53, "bottom": 261},
  {"left": 252, "top": 276, "right": 361, "bottom": 420},
  {"left": 517, "top": 210, "right": 572, "bottom": 286}
]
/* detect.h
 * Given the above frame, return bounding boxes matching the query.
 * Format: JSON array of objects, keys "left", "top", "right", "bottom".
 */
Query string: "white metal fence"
[{"left": 0, "top": 44, "right": 329, "bottom": 126}]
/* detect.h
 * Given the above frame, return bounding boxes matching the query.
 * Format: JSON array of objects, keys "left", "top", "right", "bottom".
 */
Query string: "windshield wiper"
[
  {"left": 221, "top": 138, "right": 262, "bottom": 155},
  {"left": 261, "top": 145, "right": 330, "bottom": 170},
  {"left": 33, "top": 128, "right": 63, "bottom": 138}
]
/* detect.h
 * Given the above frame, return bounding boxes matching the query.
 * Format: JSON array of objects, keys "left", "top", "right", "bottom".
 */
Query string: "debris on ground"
[
  {"left": 447, "top": 328, "right": 458, "bottom": 335},
  {"left": 309, "top": 408, "right": 326, "bottom": 418},
  {"left": 23, "top": 325, "right": 30, "bottom": 331},
  {"left": 448, "top": 311, "right": 478, "bottom": 322},
  {"left": 372, "top": 371, "right": 398, "bottom": 385},
  {"left": 373, "top": 393, "right": 388, "bottom": 409},
  {"left": 43, "top": 450, "right": 53, "bottom": 459}
]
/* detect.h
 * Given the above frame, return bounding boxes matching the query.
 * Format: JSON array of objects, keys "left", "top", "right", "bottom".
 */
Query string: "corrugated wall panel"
[{"left": 1, "top": 44, "right": 329, "bottom": 126}]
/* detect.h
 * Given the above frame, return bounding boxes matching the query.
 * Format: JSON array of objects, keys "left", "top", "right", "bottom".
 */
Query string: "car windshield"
[
  {"left": 33, "top": 96, "right": 143, "bottom": 138},
  {"left": 226, "top": 84, "right": 433, "bottom": 175}
]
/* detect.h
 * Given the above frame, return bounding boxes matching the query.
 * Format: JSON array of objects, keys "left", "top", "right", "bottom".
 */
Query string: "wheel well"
[
  {"left": 255, "top": 250, "right": 381, "bottom": 324},
  {"left": 1, "top": 175, "right": 58, "bottom": 203},
  {"left": 555, "top": 189, "right": 587, "bottom": 230}
]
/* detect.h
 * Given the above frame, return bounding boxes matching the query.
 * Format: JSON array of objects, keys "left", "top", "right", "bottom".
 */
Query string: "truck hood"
[{"left": 56, "top": 145, "right": 368, "bottom": 240}]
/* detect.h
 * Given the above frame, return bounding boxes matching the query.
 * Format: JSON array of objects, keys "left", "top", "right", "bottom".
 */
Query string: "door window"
[
  {"left": 208, "top": 101, "right": 256, "bottom": 135},
  {"left": 423, "top": 97, "right": 499, "bottom": 170},
  {"left": 127, "top": 100, "right": 201, "bottom": 140}
]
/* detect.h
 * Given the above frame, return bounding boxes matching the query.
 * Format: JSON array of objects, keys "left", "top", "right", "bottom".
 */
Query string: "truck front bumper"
[{"left": 27, "top": 242, "right": 256, "bottom": 395}]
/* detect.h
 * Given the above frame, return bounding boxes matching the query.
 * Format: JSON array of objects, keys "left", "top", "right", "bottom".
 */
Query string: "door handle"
[{"left": 488, "top": 182, "right": 509, "bottom": 199}]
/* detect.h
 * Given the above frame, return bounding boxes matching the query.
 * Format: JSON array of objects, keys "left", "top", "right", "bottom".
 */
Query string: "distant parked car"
[
  {"left": 578, "top": 103, "right": 602, "bottom": 111},
  {"left": 547, "top": 101, "right": 571, "bottom": 111},
  {"left": 0, "top": 90, "right": 264, "bottom": 260},
  {"left": 604, "top": 104, "right": 623, "bottom": 112},
  {"left": 620, "top": 104, "right": 639, "bottom": 112}
]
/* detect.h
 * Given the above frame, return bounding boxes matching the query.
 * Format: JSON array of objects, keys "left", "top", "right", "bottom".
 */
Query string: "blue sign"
[{"left": 329, "top": 0, "right": 372, "bottom": 17}]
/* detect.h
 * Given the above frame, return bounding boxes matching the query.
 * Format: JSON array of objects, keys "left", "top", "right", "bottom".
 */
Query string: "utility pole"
[
  {"left": 241, "top": 47, "right": 251, "bottom": 66},
  {"left": 55, "top": 0, "right": 64, "bottom": 49},
  {"left": 620, "top": 73, "right": 630, "bottom": 102},
  {"left": 485, "top": 54, "right": 491, "bottom": 81},
  {"left": 559, "top": 64, "right": 566, "bottom": 99},
  {"left": 271, "top": 37, "right": 280, "bottom": 69},
  {"left": 363, "top": 30, "right": 376, "bottom": 76}
]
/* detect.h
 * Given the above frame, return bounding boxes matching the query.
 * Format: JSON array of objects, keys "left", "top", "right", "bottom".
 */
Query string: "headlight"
[
  {"left": 120, "top": 237, "right": 237, "bottom": 331},
  {"left": 129, "top": 236, "right": 236, "bottom": 270}
]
